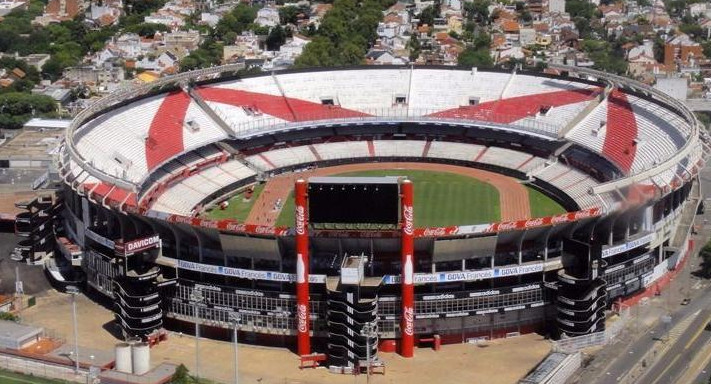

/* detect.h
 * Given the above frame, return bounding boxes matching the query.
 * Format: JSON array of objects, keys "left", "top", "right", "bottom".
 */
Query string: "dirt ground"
[
  {"left": 248, "top": 162, "right": 531, "bottom": 226},
  {"left": 19, "top": 290, "right": 551, "bottom": 384}
]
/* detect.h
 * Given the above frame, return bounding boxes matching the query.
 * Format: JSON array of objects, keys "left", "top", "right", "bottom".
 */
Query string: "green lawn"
[
  {"left": 205, "top": 184, "right": 264, "bottom": 221},
  {"left": 207, "top": 171, "right": 566, "bottom": 227},
  {"left": 276, "top": 170, "right": 503, "bottom": 227},
  {"left": 277, "top": 191, "right": 295, "bottom": 227},
  {"left": 0, "top": 369, "right": 71, "bottom": 384},
  {"left": 527, "top": 186, "right": 566, "bottom": 217}
]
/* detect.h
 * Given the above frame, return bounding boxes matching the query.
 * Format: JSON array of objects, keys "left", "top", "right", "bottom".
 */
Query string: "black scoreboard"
[{"left": 308, "top": 176, "right": 401, "bottom": 225}]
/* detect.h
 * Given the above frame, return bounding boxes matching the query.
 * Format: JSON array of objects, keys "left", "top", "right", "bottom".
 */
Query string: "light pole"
[
  {"left": 229, "top": 312, "right": 241, "bottom": 384},
  {"left": 66, "top": 285, "right": 80, "bottom": 374},
  {"left": 190, "top": 288, "right": 204, "bottom": 380},
  {"left": 360, "top": 321, "right": 378, "bottom": 384}
]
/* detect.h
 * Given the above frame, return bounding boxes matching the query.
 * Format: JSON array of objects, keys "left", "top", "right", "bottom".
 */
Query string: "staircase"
[{"left": 325, "top": 255, "right": 381, "bottom": 369}]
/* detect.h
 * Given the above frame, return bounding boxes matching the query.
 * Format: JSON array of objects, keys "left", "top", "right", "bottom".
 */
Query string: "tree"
[
  {"left": 458, "top": 46, "right": 493, "bottom": 68},
  {"left": 250, "top": 25, "right": 270, "bottom": 36},
  {"left": 519, "top": 10, "right": 532, "bottom": 23},
  {"left": 266, "top": 25, "right": 287, "bottom": 51},
  {"left": 0, "top": 93, "right": 57, "bottom": 129},
  {"left": 215, "top": 4, "right": 259, "bottom": 41},
  {"left": 472, "top": 32, "right": 491, "bottom": 50},
  {"left": 418, "top": 5, "right": 437, "bottom": 26},
  {"left": 699, "top": 240, "right": 711, "bottom": 278},
  {"left": 408, "top": 34, "right": 421, "bottom": 61},
  {"left": 680, "top": 23, "right": 703, "bottom": 40},
  {"left": 294, "top": 37, "right": 340, "bottom": 67},
  {"left": 566, "top": 0, "right": 595, "bottom": 19},
  {"left": 0, "top": 312, "right": 17, "bottom": 322},
  {"left": 294, "top": 0, "right": 391, "bottom": 68},
  {"left": 696, "top": 112, "right": 710, "bottom": 129},
  {"left": 41, "top": 58, "right": 65, "bottom": 82},
  {"left": 180, "top": 38, "right": 223, "bottom": 72},
  {"left": 125, "top": 22, "right": 170, "bottom": 37},
  {"left": 654, "top": 37, "right": 666, "bottom": 63},
  {"left": 170, "top": 364, "right": 191, "bottom": 384},
  {"left": 279, "top": 5, "right": 307, "bottom": 25},
  {"left": 581, "top": 39, "right": 628, "bottom": 75}
]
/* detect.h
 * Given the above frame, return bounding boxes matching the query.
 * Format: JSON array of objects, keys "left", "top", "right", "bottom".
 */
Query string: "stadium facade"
[{"left": 13, "top": 65, "right": 709, "bottom": 366}]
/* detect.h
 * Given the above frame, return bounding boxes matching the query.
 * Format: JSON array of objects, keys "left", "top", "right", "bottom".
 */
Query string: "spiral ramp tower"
[
  {"left": 112, "top": 237, "right": 166, "bottom": 339},
  {"left": 326, "top": 255, "right": 380, "bottom": 369},
  {"left": 556, "top": 239, "right": 607, "bottom": 337},
  {"left": 13, "top": 196, "right": 56, "bottom": 265}
]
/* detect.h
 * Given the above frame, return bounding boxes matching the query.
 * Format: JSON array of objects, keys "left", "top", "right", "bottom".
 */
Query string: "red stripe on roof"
[
  {"left": 428, "top": 87, "right": 602, "bottom": 123},
  {"left": 603, "top": 90, "right": 637, "bottom": 174},
  {"left": 197, "top": 87, "right": 370, "bottom": 122},
  {"left": 146, "top": 91, "right": 191, "bottom": 170}
]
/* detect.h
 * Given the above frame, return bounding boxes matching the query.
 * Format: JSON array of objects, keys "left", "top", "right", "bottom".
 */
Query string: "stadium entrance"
[{"left": 294, "top": 176, "right": 415, "bottom": 371}]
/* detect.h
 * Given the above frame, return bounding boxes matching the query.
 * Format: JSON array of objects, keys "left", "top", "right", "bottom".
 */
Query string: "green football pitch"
[
  {"left": 206, "top": 169, "right": 565, "bottom": 226},
  {"left": 274, "top": 169, "right": 564, "bottom": 227},
  {"left": 205, "top": 184, "right": 265, "bottom": 221}
]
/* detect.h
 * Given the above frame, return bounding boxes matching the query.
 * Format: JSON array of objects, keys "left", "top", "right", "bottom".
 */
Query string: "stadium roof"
[{"left": 23, "top": 118, "right": 71, "bottom": 130}]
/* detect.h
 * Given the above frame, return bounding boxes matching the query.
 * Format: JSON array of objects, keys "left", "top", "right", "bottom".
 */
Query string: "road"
[
  {"left": 0, "top": 232, "right": 51, "bottom": 296},
  {"left": 580, "top": 277, "right": 710, "bottom": 384},
  {"left": 693, "top": 354, "right": 711, "bottom": 384},
  {"left": 638, "top": 309, "right": 711, "bottom": 384}
]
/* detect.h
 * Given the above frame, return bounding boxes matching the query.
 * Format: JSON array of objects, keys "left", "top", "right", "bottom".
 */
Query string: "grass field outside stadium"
[{"left": 0, "top": 369, "right": 71, "bottom": 384}]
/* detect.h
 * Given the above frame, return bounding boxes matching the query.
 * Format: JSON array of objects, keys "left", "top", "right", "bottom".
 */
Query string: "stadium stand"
[
  {"left": 601, "top": 90, "right": 638, "bottom": 174},
  {"left": 312, "top": 141, "right": 371, "bottom": 161},
  {"left": 426, "top": 141, "right": 486, "bottom": 162},
  {"left": 428, "top": 87, "right": 601, "bottom": 126},
  {"left": 564, "top": 99, "right": 608, "bottom": 155},
  {"left": 260, "top": 146, "right": 318, "bottom": 168},
  {"left": 274, "top": 69, "right": 411, "bottom": 111},
  {"left": 372, "top": 140, "right": 427, "bottom": 157},
  {"left": 145, "top": 91, "right": 192, "bottom": 170}
]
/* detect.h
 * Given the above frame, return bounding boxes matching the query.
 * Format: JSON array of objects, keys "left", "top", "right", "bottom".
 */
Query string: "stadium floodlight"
[
  {"left": 360, "top": 321, "right": 378, "bottom": 384},
  {"left": 190, "top": 288, "right": 204, "bottom": 379},
  {"left": 66, "top": 285, "right": 80, "bottom": 373},
  {"left": 229, "top": 312, "right": 242, "bottom": 384}
]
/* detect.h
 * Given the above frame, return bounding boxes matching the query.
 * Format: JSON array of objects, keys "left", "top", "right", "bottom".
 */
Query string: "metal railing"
[{"left": 232, "top": 107, "right": 561, "bottom": 139}]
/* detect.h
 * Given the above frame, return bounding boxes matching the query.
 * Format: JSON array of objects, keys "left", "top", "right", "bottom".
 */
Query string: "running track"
[{"left": 246, "top": 163, "right": 531, "bottom": 226}]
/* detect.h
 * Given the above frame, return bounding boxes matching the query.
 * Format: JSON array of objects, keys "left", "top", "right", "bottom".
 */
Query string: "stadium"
[{"left": 13, "top": 64, "right": 709, "bottom": 367}]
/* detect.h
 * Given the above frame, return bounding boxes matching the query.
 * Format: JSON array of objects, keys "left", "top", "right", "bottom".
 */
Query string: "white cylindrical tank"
[
  {"left": 131, "top": 342, "right": 150, "bottom": 375},
  {"left": 114, "top": 343, "right": 133, "bottom": 374}
]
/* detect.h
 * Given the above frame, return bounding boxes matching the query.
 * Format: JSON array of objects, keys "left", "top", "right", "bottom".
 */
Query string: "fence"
[
  {"left": 519, "top": 352, "right": 582, "bottom": 384},
  {"left": 551, "top": 308, "right": 630, "bottom": 353},
  {"left": 0, "top": 352, "right": 88, "bottom": 383}
]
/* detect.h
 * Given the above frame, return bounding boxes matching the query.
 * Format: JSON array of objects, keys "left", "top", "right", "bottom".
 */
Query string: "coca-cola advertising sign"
[
  {"left": 524, "top": 217, "right": 546, "bottom": 228},
  {"left": 225, "top": 222, "right": 246, "bottom": 232},
  {"left": 254, "top": 225, "right": 273, "bottom": 234},
  {"left": 295, "top": 206, "right": 306, "bottom": 235},
  {"left": 297, "top": 304, "right": 308, "bottom": 333},
  {"left": 403, "top": 306, "right": 414, "bottom": 336},
  {"left": 422, "top": 227, "right": 447, "bottom": 236},
  {"left": 403, "top": 205, "right": 414, "bottom": 235}
]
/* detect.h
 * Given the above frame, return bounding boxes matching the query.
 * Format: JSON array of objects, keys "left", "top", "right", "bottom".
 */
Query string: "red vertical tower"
[
  {"left": 295, "top": 179, "right": 311, "bottom": 356},
  {"left": 400, "top": 179, "right": 415, "bottom": 357}
]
